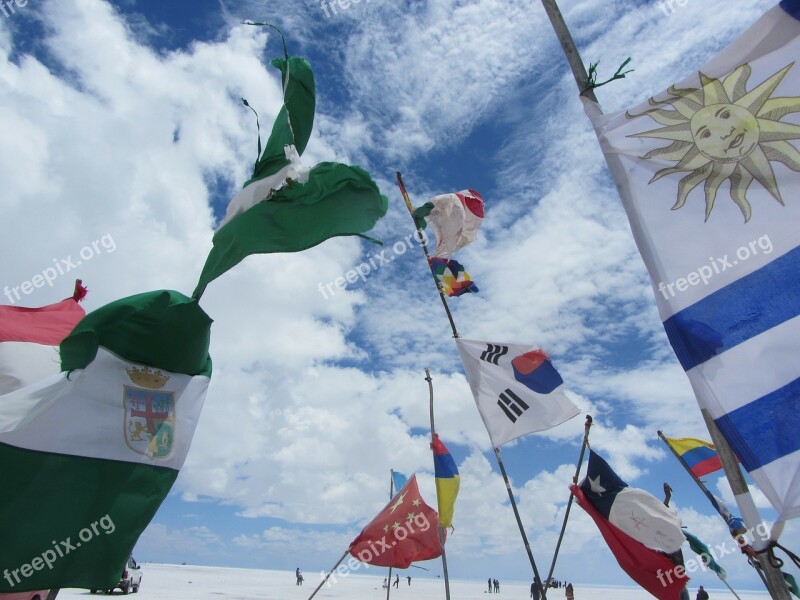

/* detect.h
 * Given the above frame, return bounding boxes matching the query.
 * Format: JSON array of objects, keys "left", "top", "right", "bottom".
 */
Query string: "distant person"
[
  {"left": 696, "top": 586, "right": 709, "bottom": 600},
  {"left": 407, "top": 576, "right": 411, "bottom": 586},
  {"left": 295, "top": 568, "right": 303, "bottom": 586},
  {"left": 494, "top": 579, "right": 499, "bottom": 593},
  {"left": 531, "top": 577, "right": 541, "bottom": 600},
  {"left": 565, "top": 583, "right": 574, "bottom": 600},
  {"left": 488, "top": 578, "right": 493, "bottom": 593},
  {"left": 382, "top": 578, "right": 388, "bottom": 589},
  {"left": 394, "top": 574, "right": 400, "bottom": 588}
]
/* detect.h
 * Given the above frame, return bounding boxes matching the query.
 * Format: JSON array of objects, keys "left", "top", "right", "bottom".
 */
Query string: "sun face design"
[{"left": 628, "top": 63, "right": 800, "bottom": 222}]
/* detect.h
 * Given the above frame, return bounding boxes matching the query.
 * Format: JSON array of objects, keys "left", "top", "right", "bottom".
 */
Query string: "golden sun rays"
[{"left": 628, "top": 63, "right": 800, "bottom": 222}]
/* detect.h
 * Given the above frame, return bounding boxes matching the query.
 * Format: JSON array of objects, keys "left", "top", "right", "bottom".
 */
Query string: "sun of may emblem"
[{"left": 628, "top": 63, "right": 800, "bottom": 222}]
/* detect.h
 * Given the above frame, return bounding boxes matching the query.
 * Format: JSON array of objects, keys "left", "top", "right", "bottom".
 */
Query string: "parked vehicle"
[{"left": 89, "top": 556, "right": 142, "bottom": 595}]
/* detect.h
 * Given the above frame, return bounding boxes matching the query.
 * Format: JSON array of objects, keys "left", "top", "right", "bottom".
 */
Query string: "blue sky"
[{"left": 1, "top": 0, "right": 797, "bottom": 594}]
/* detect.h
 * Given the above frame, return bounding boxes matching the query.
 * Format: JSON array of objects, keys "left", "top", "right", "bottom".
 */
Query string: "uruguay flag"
[{"left": 582, "top": 2, "right": 800, "bottom": 521}]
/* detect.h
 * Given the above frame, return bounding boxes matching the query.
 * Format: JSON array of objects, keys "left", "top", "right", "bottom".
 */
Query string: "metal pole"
[
  {"left": 538, "top": 0, "right": 597, "bottom": 102},
  {"left": 396, "top": 172, "right": 459, "bottom": 339},
  {"left": 426, "top": 368, "right": 452, "bottom": 600},
  {"left": 544, "top": 416, "right": 592, "bottom": 589},
  {"left": 493, "top": 446, "right": 547, "bottom": 599},
  {"left": 308, "top": 550, "right": 349, "bottom": 600},
  {"left": 701, "top": 410, "right": 790, "bottom": 600},
  {"left": 386, "top": 470, "right": 396, "bottom": 600}
]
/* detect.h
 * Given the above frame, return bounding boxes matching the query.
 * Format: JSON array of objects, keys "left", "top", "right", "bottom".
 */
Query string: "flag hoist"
[
  {"left": 397, "top": 173, "right": 586, "bottom": 599},
  {"left": 539, "top": 0, "right": 799, "bottom": 596}
]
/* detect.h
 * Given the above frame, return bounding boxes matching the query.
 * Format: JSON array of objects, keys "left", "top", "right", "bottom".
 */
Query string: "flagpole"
[
  {"left": 494, "top": 446, "right": 548, "bottom": 599},
  {"left": 543, "top": 415, "right": 592, "bottom": 591},
  {"left": 308, "top": 550, "right": 349, "bottom": 600},
  {"left": 537, "top": 2, "right": 788, "bottom": 597},
  {"left": 538, "top": 0, "right": 597, "bottom": 103},
  {"left": 656, "top": 431, "right": 750, "bottom": 534},
  {"left": 425, "top": 368, "right": 452, "bottom": 600},
  {"left": 386, "top": 470, "right": 396, "bottom": 600},
  {"left": 700, "top": 410, "right": 790, "bottom": 600},
  {"left": 396, "top": 172, "right": 459, "bottom": 339}
]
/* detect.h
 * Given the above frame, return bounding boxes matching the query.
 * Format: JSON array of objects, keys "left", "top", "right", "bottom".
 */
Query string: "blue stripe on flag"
[
  {"left": 715, "top": 376, "right": 800, "bottom": 470},
  {"left": 663, "top": 246, "right": 800, "bottom": 371},
  {"left": 781, "top": 0, "right": 800, "bottom": 19}
]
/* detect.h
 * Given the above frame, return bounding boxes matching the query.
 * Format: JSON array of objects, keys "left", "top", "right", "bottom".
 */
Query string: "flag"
[
  {"left": 429, "top": 257, "right": 478, "bottom": 297},
  {"left": 431, "top": 433, "right": 459, "bottom": 529},
  {"left": 708, "top": 495, "right": 747, "bottom": 536},
  {"left": 349, "top": 474, "right": 442, "bottom": 568},
  {"left": 683, "top": 530, "right": 726, "bottom": 579},
  {"left": 571, "top": 450, "right": 688, "bottom": 600},
  {"left": 572, "top": 482, "right": 688, "bottom": 600},
  {"left": 664, "top": 436, "right": 724, "bottom": 477},
  {"left": 193, "top": 54, "right": 388, "bottom": 298},
  {"left": 0, "top": 290, "right": 211, "bottom": 592},
  {"left": 412, "top": 189, "right": 484, "bottom": 258},
  {"left": 456, "top": 338, "right": 580, "bottom": 446},
  {"left": 0, "top": 281, "right": 86, "bottom": 394},
  {"left": 579, "top": 451, "right": 686, "bottom": 553},
  {"left": 785, "top": 572, "right": 800, "bottom": 598},
  {"left": 582, "top": 2, "right": 800, "bottom": 521},
  {"left": 391, "top": 470, "right": 408, "bottom": 494}
]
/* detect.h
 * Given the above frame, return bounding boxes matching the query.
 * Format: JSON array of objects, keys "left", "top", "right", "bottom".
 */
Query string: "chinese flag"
[{"left": 349, "top": 475, "right": 442, "bottom": 568}]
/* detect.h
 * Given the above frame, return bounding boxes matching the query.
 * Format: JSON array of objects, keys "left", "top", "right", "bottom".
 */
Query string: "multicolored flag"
[
  {"left": 0, "top": 281, "right": 86, "bottom": 394},
  {"left": 0, "top": 290, "right": 211, "bottom": 592},
  {"left": 429, "top": 257, "right": 478, "bottom": 297},
  {"left": 456, "top": 339, "right": 579, "bottom": 446},
  {"left": 349, "top": 474, "right": 442, "bottom": 568},
  {"left": 412, "top": 190, "right": 484, "bottom": 258},
  {"left": 582, "top": 2, "right": 800, "bottom": 521},
  {"left": 571, "top": 451, "right": 688, "bottom": 600},
  {"left": 193, "top": 52, "right": 388, "bottom": 298},
  {"left": 431, "top": 433, "right": 459, "bottom": 529},
  {"left": 663, "top": 436, "right": 724, "bottom": 478}
]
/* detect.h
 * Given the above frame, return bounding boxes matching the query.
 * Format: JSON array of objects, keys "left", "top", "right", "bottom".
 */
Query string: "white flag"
[
  {"left": 456, "top": 338, "right": 580, "bottom": 446},
  {"left": 583, "top": 3, "right": 800, "bottom": 521}
]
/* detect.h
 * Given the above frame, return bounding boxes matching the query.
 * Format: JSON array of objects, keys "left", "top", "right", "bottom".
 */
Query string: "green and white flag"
[
  {"left": 0, "top": 290, "right": 211, "bottom": 592},
  {"left": 193, "top": 51, "right": 388, "bottom": 298}
]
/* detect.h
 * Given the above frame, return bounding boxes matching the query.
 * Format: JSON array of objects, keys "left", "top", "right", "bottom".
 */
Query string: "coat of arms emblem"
[{"left": 124, "top": 366, "right": 175, "bottom": 460}]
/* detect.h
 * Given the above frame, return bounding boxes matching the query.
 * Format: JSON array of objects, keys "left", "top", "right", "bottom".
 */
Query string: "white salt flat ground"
[{"left": 54, "top": 563, "right": 771, "bottom": 600}]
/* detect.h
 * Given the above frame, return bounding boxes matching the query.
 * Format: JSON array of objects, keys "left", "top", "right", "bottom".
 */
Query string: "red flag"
[
  {"left": 0, "top": 282, "right": 86, "bottom": 394},
  {"left": 571, "top": 484, "right": 688, "bottom": 600},
  {"left": 349, "top": 475, "right": 442, "bottom": 568}
]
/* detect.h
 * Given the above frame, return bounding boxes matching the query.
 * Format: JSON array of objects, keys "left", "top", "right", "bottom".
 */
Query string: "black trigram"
[
  {"left": 497, "top": 389, "right": 529, "bottom": 423},
  {"left": 480, "top": 344, "right": 508, "bottom": 365}
]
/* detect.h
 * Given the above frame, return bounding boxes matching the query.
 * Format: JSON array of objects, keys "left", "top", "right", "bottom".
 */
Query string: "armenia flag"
[
  {"left": 582, "top": 1, "right": 800, "bottom": 521},
  {"left": 664, "top": 436, "right": 724, "bottom": 477},
  {"left": 431, "top": 433, "right": 459, "bottom": 529},
  {"left": 0, "top": 290, "right": 211, "bottom": 592}
]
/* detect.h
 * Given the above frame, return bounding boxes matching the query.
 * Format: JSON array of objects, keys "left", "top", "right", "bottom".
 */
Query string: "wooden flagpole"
[
  {"left": 538, "top": 1, "right": 789, "bottom": 597},
  {"left": 425, "top": 368, "right": 452, "bottom": 600},
  {"left": 307, "top": 550, "right": 349, "bottom": 600},
  {"left": 494, "top": 446, "right": 548, "bottom": 599},
  {"left": 398, "top": 173, "right": 548, "bottom": 598},
  {"left": 396, "top": 172, "right": 459, "bottom": 339},
  {"left": 543, "top": 416, "right": 592, "bottom": 590},
  {"left": 701, "top": 410, "right": 790, "bottom": 599},
  {"left": 386, "top": 470, "right": 395, "bottom": 600}
]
